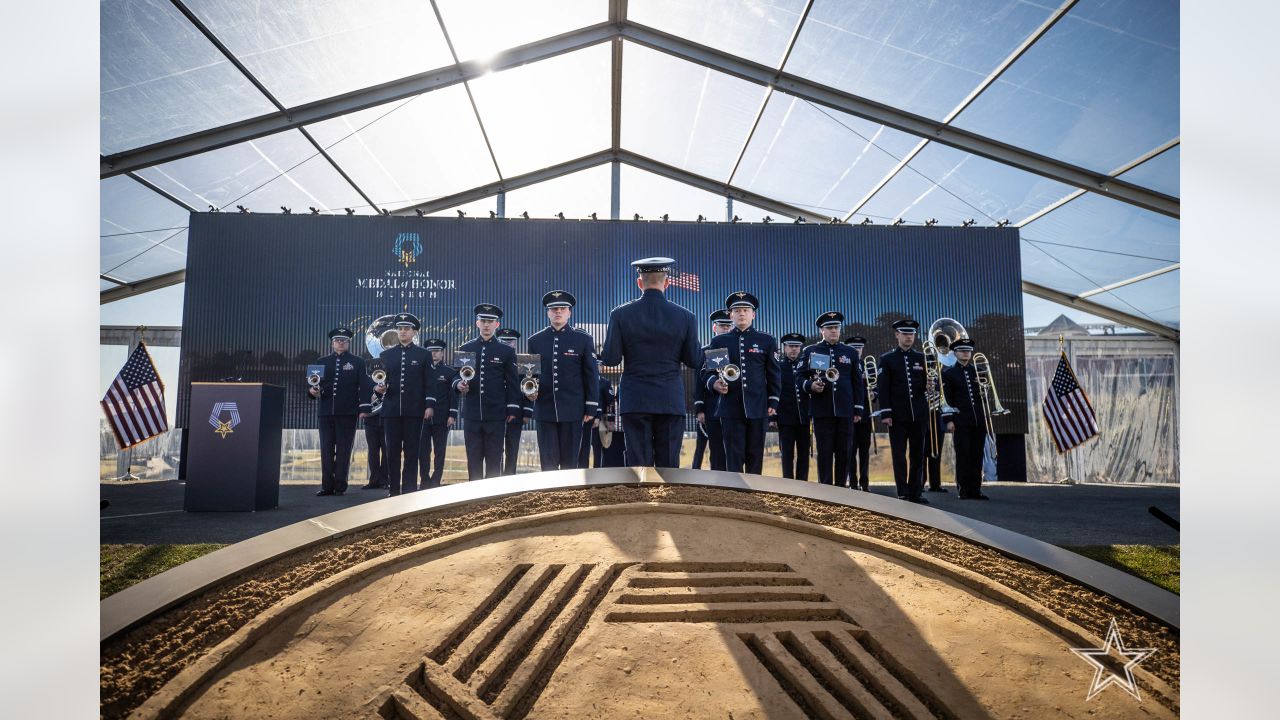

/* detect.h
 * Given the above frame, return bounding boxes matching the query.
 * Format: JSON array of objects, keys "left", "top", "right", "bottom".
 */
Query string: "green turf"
[
  {"left": 1061, "top": 544, "right": 1179, "bottom": 594},
  {"left": 100, "top": 544, "right": 227, "bottom": 599}
]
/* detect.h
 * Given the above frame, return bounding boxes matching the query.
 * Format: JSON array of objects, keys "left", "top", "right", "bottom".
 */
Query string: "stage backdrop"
[{"left": 178, "top": 214, "right": 1027, "bottom": 431}]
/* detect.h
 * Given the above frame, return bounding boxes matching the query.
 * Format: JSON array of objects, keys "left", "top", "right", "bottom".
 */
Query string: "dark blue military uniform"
[
  {"left": 844, "top": 337, "right": 874, "bottom": 491},
  {"left": 497, "top": 328, "right": 532, "bottom": 476},
  {"left": 377, "top": 316, "right": 435, "bottom": 496},
  {"left": 309, "top": 327, "right": 368, "bottom": 495},
  {"left": 941, "top": 340, "right": 988, "bottom": 499},
  {"left": 801, "top": 312, "right": 867, "bottom": 487},
  {"left": 579, "top": 374, "right": 615, "bottom": 468},
  {"left": 529, "top": 292, "right": 601, "bottom": 471},
  {"left": 877, "top": 320, "right": 930, "bottom": 502},
  {"left": 700, "top": 294, "right": 781, "bottom": 474},
  {"left": 456, "top": 305, "right": 521, "bottom": 479},
  {"left": 417, "top": 339, "right": 457, "bottom": 489},
  {"left": 362, "top": 412, "right": 387, "bottom": 490},
  {"left": 599, "top": 259, "right": 702, "bottom": 467},
  {"left": 692, "top": 311, "right": 732, "bottom": 471},
  {"left": 776, "top": 333, "right": 811, "bottom": 481}
]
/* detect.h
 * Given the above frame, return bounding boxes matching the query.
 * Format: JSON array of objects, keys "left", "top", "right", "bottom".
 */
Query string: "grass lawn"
[
  {"left": 1061, "top": 544, "right": 1180, "bottom": 594},
  {"left": 100, "top": 544, "right": 226, "bottom": 599}
]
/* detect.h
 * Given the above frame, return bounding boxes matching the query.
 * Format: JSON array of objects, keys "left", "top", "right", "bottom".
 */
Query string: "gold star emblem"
[{"left": 214, "top": 421, "right": 234, "bottom": 439}]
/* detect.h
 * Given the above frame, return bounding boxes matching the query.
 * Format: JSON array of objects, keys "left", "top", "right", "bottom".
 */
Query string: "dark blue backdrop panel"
[{"left": 178, "top": 214, "right": 1026, "bottom": 431}]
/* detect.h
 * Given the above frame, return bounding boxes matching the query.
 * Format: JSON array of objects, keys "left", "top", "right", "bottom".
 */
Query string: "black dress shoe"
[
  {"left": 907, "top": 496, "right": 930, "bottom": 505},
  {"left": 362, "top": 484, "right": 386, "bottom": 490},
  {"left": 315, "top": 490, "right": 334, "bottom": 496},
  {"left": 334, "top": 490, "right": 346, "bottom": 496},
  {"left": 926, "top": 487, "right": 948, "bottom": 493},
  {"left": 974, "top": 494, "right": 990, "bottom": 500}
]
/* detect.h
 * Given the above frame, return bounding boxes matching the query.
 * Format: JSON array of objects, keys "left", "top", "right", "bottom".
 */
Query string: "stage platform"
[{"left": 101, "top": 476, "right": 1179, "bottom": 547}]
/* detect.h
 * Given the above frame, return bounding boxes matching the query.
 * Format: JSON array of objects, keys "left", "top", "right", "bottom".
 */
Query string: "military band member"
[
  {"left": 527, "top": 291, "right": 600, "bottom": 470},
  {"left": 417, "top": 338, "right": 457, "bottom": 489},
  {"left": 692, "top": 309, "right": 732, "bottom": 470},
  {"left": 941, "top": 339, "right": 990, "bottom": 500},
  {"left": 776, "top": 333, "right": 811, "bottom": 481},
  {"left": 372, "top": 313, "right": 435, "bottom": 496},
  {"left": 580, "top": 372, "right": 614, "bottom": 468},
  {"left": 496, "top": 328, "right": 533, "bottom": 475},
  {"left": 361, "top": 411, "right": 387, "bottom": 490},
  {"left": 599, "top": 257, "right": 702, "bottom": 467},
  {"left": 877, "top": 319, "right": 930, "bottom": 503},
  {"left": 845, "top": 335, "right": 874, "bottom": 491},
  {"left": 926, "top": 330, "right": 956, "bottom": 494},
  {"left": 455, "top": 304, "right": 520, "bottom": 479},
  {"left": 703, "top": 292, "right": 780, "bottom": 474},
  {"left": 595, "top": 376, "right": 626, "bottom": 467},
  {"left": 308, "top": 326, "right": 368, "bottom": 496},
  {"left": 800, "top": 312, "right": 865, "bottom": 486}
]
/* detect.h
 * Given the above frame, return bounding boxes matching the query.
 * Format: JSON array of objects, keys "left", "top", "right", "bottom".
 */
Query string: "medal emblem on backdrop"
[{"left": 393, "top": 232, "right": 423, "bottom": 267}]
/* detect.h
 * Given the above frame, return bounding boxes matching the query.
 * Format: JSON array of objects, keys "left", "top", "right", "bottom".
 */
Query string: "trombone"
[
  {"left": 862, "top": 354, "right": 879, "bottom": 454},
  {"left": 921, "top": 342, "right": 948, "bottom": 458},
  {"left": 971, "top": 352, "right": 1010, "bottom": 443}
]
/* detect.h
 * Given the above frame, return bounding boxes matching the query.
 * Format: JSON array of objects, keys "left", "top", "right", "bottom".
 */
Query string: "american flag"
[
  {"left": 1041, "top": 352, "right": 1098, "bottom": 453},
  {"left": 102, "top": 342, "right": 169, "bottom": 450},
  {"left": 668, "top": 268, "right": 700, "bottom": 291}
]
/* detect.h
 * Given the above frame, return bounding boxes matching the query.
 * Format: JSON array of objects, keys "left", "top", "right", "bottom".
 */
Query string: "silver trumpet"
[
  {"left": 369, "top": 367, "right": 387, "bottom": 386},
  {"left": 458, "top": 365, "right": 476, "bottom": 383},
  {"left": 518, "top": 357, "right": 540, "bottom": 399},
  {"left": 823, "top": 367, "right": 840, "bottom": 383},
  {"left": 306, "top": 370, "right": 322, "bottom": 388},
  {"left": 719, "top": 363, "right": 742, "bottom": 383}
]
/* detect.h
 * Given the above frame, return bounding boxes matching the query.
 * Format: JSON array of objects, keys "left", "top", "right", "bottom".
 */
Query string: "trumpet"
[
  {"left": 458, "top": 365, "right": 476, "bottom": 383},
  {"left": 823, "top": 367, "right": 840, "bottom": 383},
  {"left": 719, "top": 363, "right": 742, "bottom": 383},
  {"left": 370, "top": 367, "right": 387, "bottom": 386},
  {"left": 306, "top": 370, "right": 322, "bottom": 388},
  {"left": 520, "top": 374, "right": 539, "bottom": 399}
]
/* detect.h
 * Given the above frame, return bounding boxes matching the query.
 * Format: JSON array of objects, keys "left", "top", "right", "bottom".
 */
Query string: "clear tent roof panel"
[
  {"left": 1020, "top": 239, "right": 1170, "bottom": 298},
  {"left": 426, "top": 196, "right": 500, "bottom": 218},
  {"left": 468, "top": 44, "right": 612, "bottom": 178},
  {"left": 621, "top": 41, "right": 769, "bottom": 182},
  {"left": 952, "top": 0, "right": 1179, "bottom": 174},
  {"left": 784, "top": 0, "right": 1059, "bottom": 121},
  {"left": 733, "top": 93, "right": 921, "bottom": 217},
  {"left": 628, "top": 0, "right": 808, "bottom": 68},
  {"left": 134, "top": 128, "right": 370, "bottom": 213},
  {"left": 620, "top": 163, "right": 743, "bottom": 221},
  {"left": 180, "top": 0, "right": 455, "bottom": 109},
  {"left": 102, "top": 279, "right": 120, "bottom": 292},
  {"left": 1087, "top": 268, "right": 1179, "bottom": 328},
  {"left": 854, "top": 142, "right": 1076, "bottom": 225},
  {"left": 435, "top": 0, "right": 606, "bottom": 63},
  {"left": 1118, "top": 144, "right": 1179, "bottom": 198},
  {"left": 108, "top": 232, "right": 191, "bottom": 284},
  {"left": 100, "top": 0, "right": 277, "bottom": 154},
  {"left": 1021, "top": 191, "right": 1179, "bottom": 263},
  {"left": 501, "top": 164, "right": 614, "bottom": 219},
  {"left": 101, "top": 175, "right": 190, "bottom": 278},
  {"left": 304, "top": 86, "right": 497, "bottom": 209}
]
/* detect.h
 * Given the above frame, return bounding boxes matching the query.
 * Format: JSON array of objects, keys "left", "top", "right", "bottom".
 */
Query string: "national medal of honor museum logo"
[
  {"left": 393, "top": 231, "right": 423, "bottom": 267},
  {"left": 208, "top": 401, "right": 242, "bottom": 439}
]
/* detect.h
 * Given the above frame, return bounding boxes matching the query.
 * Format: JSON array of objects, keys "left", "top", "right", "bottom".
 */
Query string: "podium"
[{"left": 185, "top": 382, "right": 284, "bottom": 511}]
